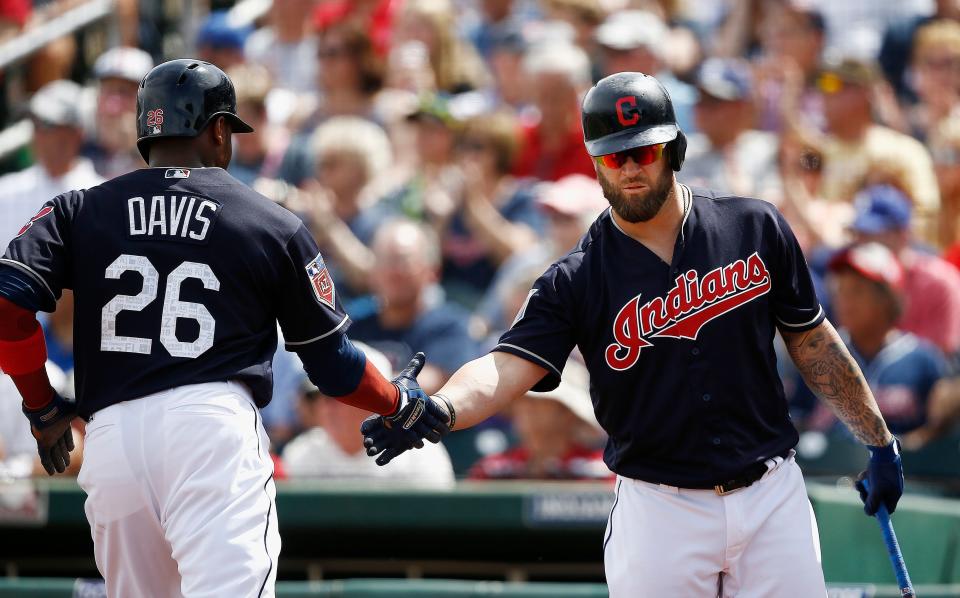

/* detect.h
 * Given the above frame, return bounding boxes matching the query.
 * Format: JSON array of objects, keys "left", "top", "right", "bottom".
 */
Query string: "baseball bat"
[{"left": 861, "top": 479, "right": 915, "bottom": 597}]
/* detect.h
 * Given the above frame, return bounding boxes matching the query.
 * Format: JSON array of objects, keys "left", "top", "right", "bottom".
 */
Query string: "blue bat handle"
[{"left": 862, "top": 479, "right": 915, "bottom": 596}]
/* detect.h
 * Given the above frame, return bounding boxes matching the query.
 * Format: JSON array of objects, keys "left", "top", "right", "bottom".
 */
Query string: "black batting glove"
[
  {"left": 22, "top": 391, "right": 77, "bottom": 476},
  {"left": 361, "top": 352, "right": 450, "bottom": 466},
  {"left": 855, "top": 438, "right": 904, "bottom": 516}
]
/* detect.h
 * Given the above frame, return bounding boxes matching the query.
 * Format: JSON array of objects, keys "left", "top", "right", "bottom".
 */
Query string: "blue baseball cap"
[
  {"left": 849, "top": 185, "right": 912, "bottom": 234},
  {"left": 196, "top": 11, "right": 252, "bottom": 51},
  {"left": 696, "top": 57, "right": 752, "bottom": 102}
]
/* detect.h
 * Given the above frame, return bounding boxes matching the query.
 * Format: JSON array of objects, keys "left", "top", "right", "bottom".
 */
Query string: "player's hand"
[
  {"left": 22, "top": 392, "right": 77, "bottom": 476},
  {"left": 362, "top": 352, "right": 451, "bottom": 465},
  {"left": 855, "top": 438, "right": 904, "bottom": 516}
]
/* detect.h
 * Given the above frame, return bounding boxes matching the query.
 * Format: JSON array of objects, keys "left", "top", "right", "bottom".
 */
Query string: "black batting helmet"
[
  {"left": 581, "top": 72, "right": 686, "bottom": 171},
  {"left": 136, "top": 59, "right": 253, "bottom": 160}
]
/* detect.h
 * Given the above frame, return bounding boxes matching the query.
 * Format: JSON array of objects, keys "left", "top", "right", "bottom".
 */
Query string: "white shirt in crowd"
[
  {"left": 282, "top": 427, "right": 456, "bottom": 489},
  {"left": 0, "top": 374, "right": 42, "bottom": 479},
  {"left": 0, "top": 159, "right": 104, "bottom": 248}
]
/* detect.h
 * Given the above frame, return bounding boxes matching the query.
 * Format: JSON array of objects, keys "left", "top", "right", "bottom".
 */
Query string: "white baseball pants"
[
  {"left": 604, "top": 455, "right": 827, "bottom": 597},
  {"left": 77, "top": 382, "right": 280, "bottom": 598}
]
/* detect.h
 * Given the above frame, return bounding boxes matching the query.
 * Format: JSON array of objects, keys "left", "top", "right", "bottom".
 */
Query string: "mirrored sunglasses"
[{"left": 593, "top": 143, "right": 665, "bottom": 169}]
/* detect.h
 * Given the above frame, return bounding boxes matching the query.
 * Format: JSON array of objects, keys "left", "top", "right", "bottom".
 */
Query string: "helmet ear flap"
[{"left": 668, "top": 131, "right": 687, "bottom": 171}]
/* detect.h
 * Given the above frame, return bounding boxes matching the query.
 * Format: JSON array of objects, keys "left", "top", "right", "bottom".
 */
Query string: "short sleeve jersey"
[
  {"left": 495, "top": 185, "right": 825, "bottom": 487},
  {"left": 2, "top": 167, "right": 348, "bottom": 418}
]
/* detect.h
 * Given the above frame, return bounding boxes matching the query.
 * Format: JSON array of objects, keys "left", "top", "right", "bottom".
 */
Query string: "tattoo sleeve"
[{"left": 782, "top": 320, "right": 893, "bottom": 447}]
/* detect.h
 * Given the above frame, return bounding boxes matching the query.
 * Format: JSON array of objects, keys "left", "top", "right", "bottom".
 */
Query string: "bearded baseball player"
[
  {"left": 0, "top": 59, "right": 447, "bottom": 597},
  {"left": 363, "top": 72, "right": 904, "bottom": 596}
]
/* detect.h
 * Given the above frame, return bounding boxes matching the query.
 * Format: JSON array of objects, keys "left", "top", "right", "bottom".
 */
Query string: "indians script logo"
[{"left": 605, "top": 252, "right": 772, "bottom": 371}]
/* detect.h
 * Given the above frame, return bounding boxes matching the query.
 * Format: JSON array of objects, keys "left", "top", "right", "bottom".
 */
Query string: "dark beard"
[{"left": 598, "top": 166, "right": 674, "bottom": 223}]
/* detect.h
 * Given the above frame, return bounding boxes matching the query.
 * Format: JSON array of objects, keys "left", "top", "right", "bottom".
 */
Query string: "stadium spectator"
[
  {"left": 473, "top": 173, "right": 607, "bottom": 341},
  {"left": 195, "top": 10, "right": 252, "bottom": 71},
  {"left": 482, "top": 23, "right": 530, "bottom": 109},
  {"left": 282, "top": 343, "right": 455, "bottom": 487},
  {"left": 392, "top": 0, "right": 490, "bottom": 94},
  {"left": 441, "top": 110, "right": 544, "bottom": 307},
  {"left": 82, "top": 47, "right": 153, "bottom": 179},
  {"left": 278, "top": 21, "right": 386, "bottom": 186},
  {"left": 468, "top": 359, "right": 609, "bottom": 480},
  {"left": 929, "top": 115, "right": 960, "bottom": 250},
  {"left": 0, "top": 80, "right": 103, "bottom": 247},
  {"left": 467, "top": 0, "right": 532, "bottom": 61},
  {"left": 349, "top": 219, "right": 480, "bottom": 394},
  {"left": 226, "top": 64, "right": 289, "bottom": 186},
  {"left": 512, "top": 40, "right": 595, "bottom": 181},
  {"left": 850, "top": 185, "right": 960, "bottom": 356},
  {"left": 541, "top": 0, "right": 605, "bottom": 54},
  {"left": 902, "top": 20, "right": 960, "bottom": 143},
  {"left": 803, "top": 57, "right": 941, "bottom": 244},
  {"left": 753, "top": 0, "right": 827, "bottom": 132},
  {"left": 245, "top": 0, "right": 319, "bottom": 93},
  {"left": 681, "top": 57, "right": 780, "bottom": 198},
  {"left": 594, "top": 10, "right": 696, "bottom": 134},
  {"left": 799, "top": 243, "right": 948, "bottom": 437},
  {"left": 880, "top": 0, "right": 960, "bottom": 102}
]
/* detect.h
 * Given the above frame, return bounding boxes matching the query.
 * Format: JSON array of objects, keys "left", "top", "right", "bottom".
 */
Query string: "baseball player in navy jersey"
[
  {"left": 363, "top": 72, "right": 905, "bottom": 596},
  {"left": 0, "top": 59, "right": 448, "bottom": 598}
]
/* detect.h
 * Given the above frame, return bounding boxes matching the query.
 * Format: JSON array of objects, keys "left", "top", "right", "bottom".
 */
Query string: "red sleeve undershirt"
[
  {"left": 334, "top": 358, "right": 399, "bottom": 415},
  {"left": 0, "top": 297, "right": 54, "bottom": 409}
]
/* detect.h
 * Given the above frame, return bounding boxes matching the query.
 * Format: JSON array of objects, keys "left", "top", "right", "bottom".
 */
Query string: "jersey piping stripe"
[
  {"left": 0, "top": 258, "right": 56, "bottom": 302},
  {"left": 776, "top": 305, "right": 824, "bottom": 329},
  {"left": 284, "top": 314, "right": 350, "bottom": 347},
  {"left": 603, "top": 477, "right": 623, "bottom": 553},
  {"left": 253, "top": 404, "right": 275, "bottom": 597},
  {"left": 493, "top": 343, "right": 562, "bottom": 379}
]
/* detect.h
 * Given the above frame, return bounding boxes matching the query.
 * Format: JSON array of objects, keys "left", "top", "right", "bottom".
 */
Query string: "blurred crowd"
[{"left": 3, "top": 0, "right": 960, "bottom": 487}]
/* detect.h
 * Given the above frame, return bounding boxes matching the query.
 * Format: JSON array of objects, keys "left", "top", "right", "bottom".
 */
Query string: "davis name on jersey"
[
  {"left": 127, "top": 195, "right": 220, "bottom": 242},
  {"left": 606, "top": 252, "right": 771, "bottom": 371}
]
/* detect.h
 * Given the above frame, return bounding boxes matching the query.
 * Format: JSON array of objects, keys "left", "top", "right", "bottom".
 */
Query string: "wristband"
[
  {"left": 0, "top": 325, "right": 47, "bottom": 375},
  {"left": 433, "top": 393, "right": 456, "bottom": 431},
  {"left": 867, "top": 438, "right": 901, "bottom": 462}
]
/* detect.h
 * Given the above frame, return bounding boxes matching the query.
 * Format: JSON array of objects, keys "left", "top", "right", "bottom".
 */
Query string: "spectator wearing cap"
[
  {"left": 282, "top": 342, "right": 455, "bottom": 487},
  {"left": 0, "top": 80, "right": 103, "bottom": 247},
  {"left": 472, "top": 173, "right": 607, "bottom": 341},
  {"left": 245, "top": 0, "right": 319, "bottom": 93},
  {"left": 440, "top": 110, "right": 545, "bottom": 308},
  {"left": 82, "top": 47, "right": 154, "bottom": 179},
  {"left": 880, "top": 0, "right": 960, "bottom": 103},
  {"left": 468, "top": 358, "right": 610, "bottom": 480},
  {"left": 512, "top": 40, "right": 596, "bottom": 181},
  {"left": 849, "top": 185, "right": 960, "bottom": 356},
  {"left": 594, "top": 10, "right": 696, "bottom": 135},
  {"left": 796, "top": 57, "right": 941, "bottom": 245},
  {"left": 483, "top": 23, "right": 530, "bottom": 109},
  {"left": 795, "top": 242, "right": 949, "bottom": 440},
  {"left": 196, "top": 11, "right": 252, "bottom": 71},
  {"left": 681, "top": 57, "right": 780, "bottom": 198}
]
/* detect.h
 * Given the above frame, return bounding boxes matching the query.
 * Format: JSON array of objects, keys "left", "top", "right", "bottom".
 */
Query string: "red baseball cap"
[{"left": 827, "top": 242, "right": 905, "bottom": 293}]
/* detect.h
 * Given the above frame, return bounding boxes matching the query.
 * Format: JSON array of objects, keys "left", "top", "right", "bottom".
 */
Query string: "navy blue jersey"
[
  {"left": 494, "top": 185, "right": 824, "bottom": 487},
  {"left": 2, "top": 167, "right": 348, "bottom": 418}
]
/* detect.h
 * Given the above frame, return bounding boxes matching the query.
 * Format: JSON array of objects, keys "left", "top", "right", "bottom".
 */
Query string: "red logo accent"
[
  {"left": 15, "top": 205, "right": 54, "bottom": 238},
  {"left": 605, "top": 253, "right": 772, "bottom": 371},
  {"left": 146, "top": 108, "right": 164, "bottom": 126},
  {"left": 306, "top": 253, "right": 336, "bottom": 309},
  {"left": 615, "top": 96, "right": 640, "bottom": 126}
]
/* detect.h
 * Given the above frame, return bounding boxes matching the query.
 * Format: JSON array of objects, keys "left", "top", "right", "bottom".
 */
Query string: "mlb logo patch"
[
  {"left": 165, "top": 168, "right": 190, "bottom": 179},
  {"left": 305, "top": 252, "right": 335, "bottom": 309}
]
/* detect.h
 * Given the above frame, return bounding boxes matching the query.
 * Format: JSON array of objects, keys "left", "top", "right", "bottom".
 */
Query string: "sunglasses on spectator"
[
  {"left": 318, "top": 46, "right": 350, "bottom": 59},
  {"left": 593, "top": 143, "right": 665, "bottom": 169}
]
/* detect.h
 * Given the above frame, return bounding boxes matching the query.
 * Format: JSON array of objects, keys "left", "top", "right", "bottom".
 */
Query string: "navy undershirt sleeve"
[{"left": 293, "top": 332, "right": 368, "bottom": 397}]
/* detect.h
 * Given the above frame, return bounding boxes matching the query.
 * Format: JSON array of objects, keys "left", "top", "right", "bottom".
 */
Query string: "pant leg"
[
  {"left": 78, "top": 403, "right": 183, "bottom": 598},
  {"left": 604, "top": 476, "right": 725, "bottom": 597},
  {"left": 152, "top": 383, "right": 280, "bottom": 598},
  {"left": 720, "top": 458, "right": 827, "bottom": 598}
]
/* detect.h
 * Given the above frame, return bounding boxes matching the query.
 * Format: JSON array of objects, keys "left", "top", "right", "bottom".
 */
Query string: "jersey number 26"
[{"left": 101, "top": 254, "right": 220, "bottom": 359}]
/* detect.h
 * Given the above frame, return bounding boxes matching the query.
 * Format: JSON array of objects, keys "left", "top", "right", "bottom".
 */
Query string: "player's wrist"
[
  {"left": 867, "top": 437, "right": 900, "bottom": 463},
  {"left": 22, "top": 391, "right": 76, "bottom": 430},
  {"left": 431, "top": 393, "right": 456, "bottom": 431}
]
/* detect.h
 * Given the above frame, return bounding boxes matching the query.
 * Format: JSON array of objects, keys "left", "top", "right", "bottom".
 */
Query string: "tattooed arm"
[{"left": 781, "top": 319, "right": 893, "bottom": 447}]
